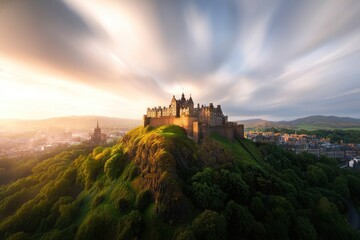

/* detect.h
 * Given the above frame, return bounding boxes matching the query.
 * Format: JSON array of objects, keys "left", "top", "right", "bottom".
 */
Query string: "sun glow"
[{"left": 0, "top": 59, "right": 142, "bottom": 119}]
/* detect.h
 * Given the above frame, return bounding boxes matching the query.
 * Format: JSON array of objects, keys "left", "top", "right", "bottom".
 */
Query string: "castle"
[{"left": 144, "top": 93, "right": 244, "bottom": 142}]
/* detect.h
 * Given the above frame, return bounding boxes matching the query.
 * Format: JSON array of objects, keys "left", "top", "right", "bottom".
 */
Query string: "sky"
[{"left": 0, "top": 0, "right": 359, "bottom": 120}]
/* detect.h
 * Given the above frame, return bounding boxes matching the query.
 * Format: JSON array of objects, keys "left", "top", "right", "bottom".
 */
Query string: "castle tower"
[{"left": 170, "top": 95, "right": 177, "bottom": 117}]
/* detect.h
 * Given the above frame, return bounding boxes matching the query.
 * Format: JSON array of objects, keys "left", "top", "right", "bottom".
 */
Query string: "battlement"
[{"left": 144, "top": 93, "right": 244, "bottom": 143}]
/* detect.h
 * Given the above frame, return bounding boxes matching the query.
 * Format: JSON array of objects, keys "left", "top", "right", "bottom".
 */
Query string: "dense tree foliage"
[
  {"left": 0, "top": 125, "right": 360, "bottom": 239},
  {"left": 303, "top": 129, "right": 360, "bottom": 144}
]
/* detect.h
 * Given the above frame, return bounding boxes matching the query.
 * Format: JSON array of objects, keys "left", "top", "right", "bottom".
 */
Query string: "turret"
[
  {"left": 188, "top": 94, "right": 194, "bottom": 103},
  {"left": 181, "top": 92, "right": 185, "bottom": 101},
  {"left": 188, "top": 94, "right": 194, "bottom": 109}
]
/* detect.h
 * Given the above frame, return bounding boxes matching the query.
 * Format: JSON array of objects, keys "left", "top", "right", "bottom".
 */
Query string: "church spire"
[{"left": 97, "top": 120, "right": 99, "bottom": 129}]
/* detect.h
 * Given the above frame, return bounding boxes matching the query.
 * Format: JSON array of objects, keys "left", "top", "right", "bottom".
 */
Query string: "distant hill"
[
  {"left": 0, "top": 116, "right": 142, "bottom": 131},
  {"left": 238, "top": 115, "right": 360, "bottom": 130}
]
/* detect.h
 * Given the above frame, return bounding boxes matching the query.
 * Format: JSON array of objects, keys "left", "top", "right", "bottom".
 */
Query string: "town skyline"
[{"left": 1, "top": 0, "right": 359, "bottom": 120}]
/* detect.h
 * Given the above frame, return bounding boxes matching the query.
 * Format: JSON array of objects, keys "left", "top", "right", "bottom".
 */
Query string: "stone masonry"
[{"left": 143, "top": 93, "right": 244, "bottom": 143}]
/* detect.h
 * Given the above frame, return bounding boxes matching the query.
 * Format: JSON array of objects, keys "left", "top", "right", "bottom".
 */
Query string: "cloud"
[
  {"left": 0, "top": 0, "right": 166, "bottom": 101},
  {"left": 0, "top": 0, "right": 359, "bottom": 119}
]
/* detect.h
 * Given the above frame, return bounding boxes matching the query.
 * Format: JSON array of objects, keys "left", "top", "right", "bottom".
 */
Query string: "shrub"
[
  {"left": 117, "top": 210, "right": 143, "bottom": 239},
  {"left": 135, "top": 189, "right": 153, "bottom": 212},
  {"left": 75, "top": 211, "right": 111, "bottom": 240},
  {"left": 104, "top": 151, "right": 128, "bottom": 180},
  {"left": 91, "top": 194, "right": 105, "bottom": 209},
  {"left": 116, "top": 197, "right": 131, "bottom": 213},
  {"left": 6, "top": 232, "right": 31, "bottom": 240}
]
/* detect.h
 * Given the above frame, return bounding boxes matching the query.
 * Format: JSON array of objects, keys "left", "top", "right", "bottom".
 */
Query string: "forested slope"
[{"left": 1, "top": 125, "right": 360, "bottom": 239}]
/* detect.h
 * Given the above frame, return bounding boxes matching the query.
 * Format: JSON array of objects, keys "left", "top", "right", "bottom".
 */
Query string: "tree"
[
  {"left": 225, "top": 201, "right": 266, "bottom": 240},
  {"left": 191, "top": 182, "right": 226, "bottom": 210},
  {"left": 250, "top": 196, "right": 265, "bottom": 220},
  {"left": 306, "top": 165, "right": 328, "bottom": 187},
  {"left": 192, "top": 210, "right": 227, "bottom": 240},
  {"left": 214, "top": 169, "right": 249, "bottom": 204},
  {"left": 174, "top": 227, "right": 196, "bottom": 240},
  {"left": 333, "top": 176, "right": 350, "bottom": 199},
  {"left": 291, "top": 216, "right": 317, "bottom": 240}
]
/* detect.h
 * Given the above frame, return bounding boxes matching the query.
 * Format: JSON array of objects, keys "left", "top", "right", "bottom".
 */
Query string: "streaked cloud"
[{"left": 0, "top": 0, "right": 359, "bottom": 120}]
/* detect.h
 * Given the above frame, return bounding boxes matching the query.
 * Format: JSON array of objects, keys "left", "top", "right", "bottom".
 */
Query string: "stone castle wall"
[
  {"left": 144, "top": 115, "right": 244, "bottom": 143},
  {"left": 197, "top": 123, "right": 244, "bottom": 142},
  {"left": 144, "top": 116, "right": 198, "bottom": 137}
]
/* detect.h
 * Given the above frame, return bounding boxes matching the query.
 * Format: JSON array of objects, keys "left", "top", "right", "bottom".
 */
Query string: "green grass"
[
  {"left": 142, "top": 203, "right": 175, "bottom": 240},
  {"left": 241, "top": 139, "right": 263, "bottom": 161},
  {"left": 345, "top": 128, "right": 360, "bottom": 130},
  {"left": 295, "top": 124, "right": 325, "bottom": 131},
  {"left": 209, "top": 133, "right": 262, "bottom": 167},
  {"left": 156, "top": 125, "right": 188, "bottom": 138}
]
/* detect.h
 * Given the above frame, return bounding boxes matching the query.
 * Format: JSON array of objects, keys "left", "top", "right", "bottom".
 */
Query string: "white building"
[{"left": 349, "top": 157, "right": 359, "bottom": 168}]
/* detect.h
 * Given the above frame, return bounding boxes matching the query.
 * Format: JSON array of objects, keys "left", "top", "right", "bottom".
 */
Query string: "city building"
[
  {"left": 246, "top": 131, "right": 360, "bottom": 161},
  {"left": 349, "top": 157, "right": 360, "bottom": 168},
  {"left": 91, "top": 121, "right": 106, "bottom": 144}
]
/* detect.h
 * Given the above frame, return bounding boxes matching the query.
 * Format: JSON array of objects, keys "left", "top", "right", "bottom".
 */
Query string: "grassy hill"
[
  {"left": 239, "top": 115, "right": 360, "bottom": 130},
  {"left": 1, "top": 125, "right": 360, "bottom": 239}
]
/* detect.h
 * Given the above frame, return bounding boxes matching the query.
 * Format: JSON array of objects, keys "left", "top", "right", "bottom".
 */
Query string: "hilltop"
[
  {"left": 239, "top": 115, "right": 360, "bottom": 130},
  {"left": 0, "top": 125, "right": 360, "bottom": 239}
]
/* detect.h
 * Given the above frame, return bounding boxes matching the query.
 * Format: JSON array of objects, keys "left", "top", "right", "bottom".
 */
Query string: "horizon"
[
  {"left": 1, "top": 0, "right": 360, "bottom": 120},
  {"left": 1, "top": 114, "right": 360, "bottom": 123}
]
